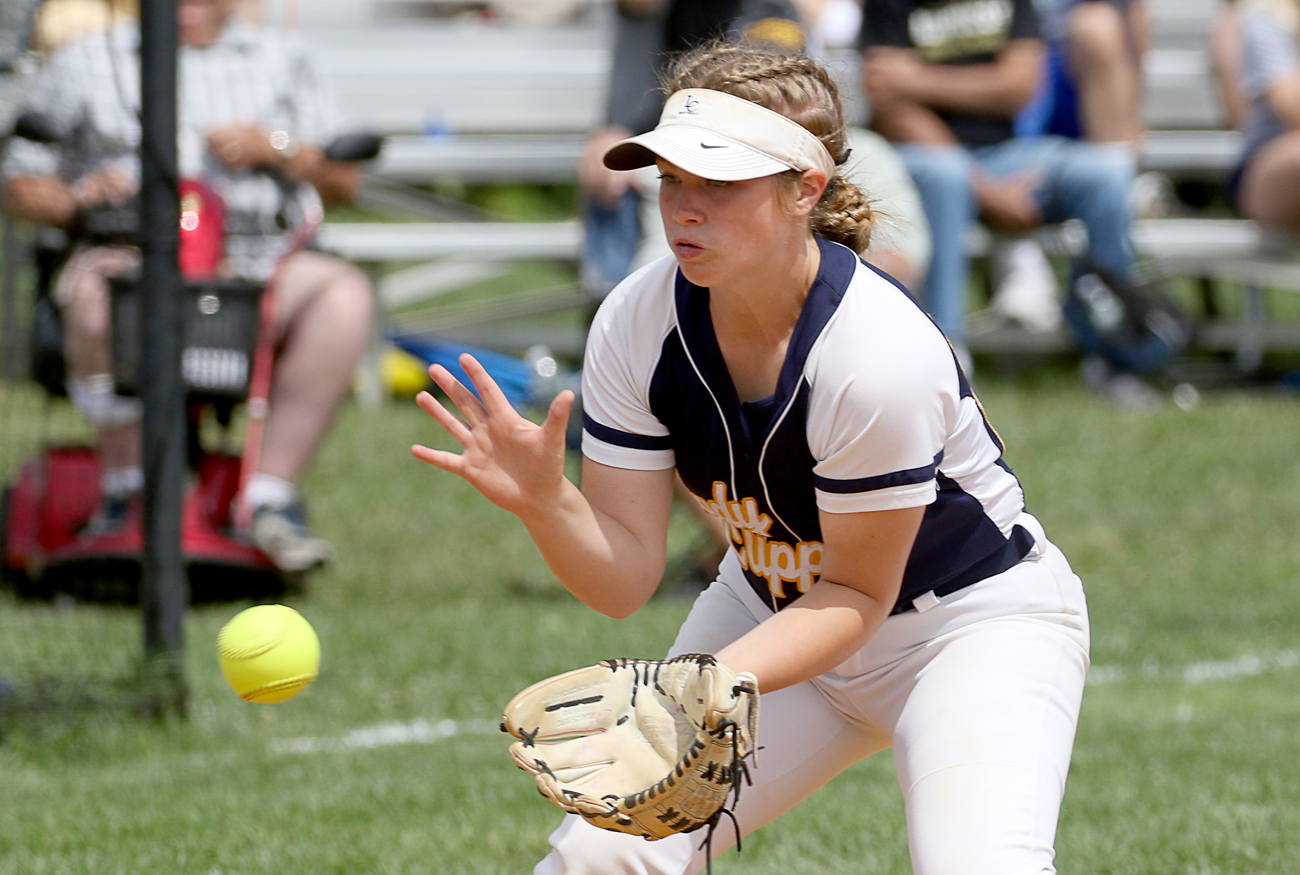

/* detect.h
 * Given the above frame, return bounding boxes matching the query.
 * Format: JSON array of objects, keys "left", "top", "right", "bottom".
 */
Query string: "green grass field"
[{"left": 2, "top": 371, "right": 1299, "bottom": 874}]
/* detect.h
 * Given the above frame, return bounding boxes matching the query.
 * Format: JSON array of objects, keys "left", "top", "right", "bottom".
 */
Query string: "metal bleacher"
[{"left": 301, "top": 0, "right": 1298, "bottom": 371}]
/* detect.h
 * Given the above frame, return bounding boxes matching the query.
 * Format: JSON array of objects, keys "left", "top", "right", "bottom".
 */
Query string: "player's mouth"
[{"left": 672, "top": 238, "right": 705, "bottom": 259}]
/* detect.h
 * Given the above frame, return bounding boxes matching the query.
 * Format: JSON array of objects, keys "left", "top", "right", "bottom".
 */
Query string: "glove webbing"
[{"left": 697, "top": 680, "right": 759, "bottom": 875}]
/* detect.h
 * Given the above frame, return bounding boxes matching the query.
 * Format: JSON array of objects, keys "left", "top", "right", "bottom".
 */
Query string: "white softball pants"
[{"left": 534, "top": 513, "right": 1090, "bottom": 875}]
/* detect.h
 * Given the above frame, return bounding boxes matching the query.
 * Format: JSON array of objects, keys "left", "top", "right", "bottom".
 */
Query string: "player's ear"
[{"left": 789, "top": 168, "right": 827, "bottom": 220}]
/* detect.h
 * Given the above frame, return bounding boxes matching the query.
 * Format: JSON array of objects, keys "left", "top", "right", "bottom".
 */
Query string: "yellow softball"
[{"left": 217, "top": 604, "right": 320, "bottom": 704}]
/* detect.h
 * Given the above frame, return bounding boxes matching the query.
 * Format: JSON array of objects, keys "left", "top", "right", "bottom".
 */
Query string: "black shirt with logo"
[{"left": 859, "top": 0, "right": 1041, "bottom": 148}]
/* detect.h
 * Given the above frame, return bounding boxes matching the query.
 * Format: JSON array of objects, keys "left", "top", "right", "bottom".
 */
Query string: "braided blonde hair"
[{"left": 663, "top": 42, "right": 876, "bottom": 254}]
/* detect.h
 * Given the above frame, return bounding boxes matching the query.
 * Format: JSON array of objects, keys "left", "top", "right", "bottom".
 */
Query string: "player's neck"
[
  {"left": 709, "top": 236, "right": 821, "bottom": 402},
  {"left": 709, "top": 234, "right": 820, "bottom": 337}
]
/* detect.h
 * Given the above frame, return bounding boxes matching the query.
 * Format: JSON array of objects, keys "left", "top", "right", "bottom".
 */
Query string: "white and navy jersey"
[{"left": 581, "top": 236, "right": 1033, "bottom": 613}]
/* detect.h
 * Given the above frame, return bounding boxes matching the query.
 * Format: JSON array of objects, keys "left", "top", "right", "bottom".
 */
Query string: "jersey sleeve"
[
  {"left": 580, "top": 262, "right": 678, "bottom": 471},
  {"left": 806, "top": 277, "right": 957, "bottom": 514}
]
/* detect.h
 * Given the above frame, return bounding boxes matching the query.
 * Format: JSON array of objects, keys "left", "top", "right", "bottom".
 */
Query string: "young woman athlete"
[{"left": 412, "top": 42, "right": 1091, "bottom": 875}]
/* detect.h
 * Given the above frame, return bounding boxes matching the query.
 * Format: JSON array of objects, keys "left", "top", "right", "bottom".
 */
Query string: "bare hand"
[
  {"left": 207, "top": 125, "right": 276, "bottom": 171},
  {"left": 976, "top": 170, "right": 1044, "bottom": 232},
  {"left": 71, "top": 167, "right": 137, "bottom": 209},
  {"left": 580, "top": 125, "right": 638, "bottom": 208},
  {"left": 411, "top": 354, "right": 575, "bottom": 517},
  {"left": 864, "top": 48, "right": 925, "bottom": 107}
]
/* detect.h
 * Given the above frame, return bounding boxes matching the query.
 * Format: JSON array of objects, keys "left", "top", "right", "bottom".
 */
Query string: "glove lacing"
[{"left": 697, "top": 682, "right": 759, "bottom": 875}]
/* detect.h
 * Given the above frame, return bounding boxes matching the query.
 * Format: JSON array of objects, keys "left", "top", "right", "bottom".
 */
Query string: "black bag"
[
  {"left": 1063, "top": 264, "right": 1193, "bottom": 376},
  {"left": 110, "top": 275, "right": 264, "bottom": 400}
]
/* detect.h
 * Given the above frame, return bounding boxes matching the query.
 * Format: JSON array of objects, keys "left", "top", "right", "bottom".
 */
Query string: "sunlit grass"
[{"left": 1, "top": 372, "right": 1298, "bottom": 873}]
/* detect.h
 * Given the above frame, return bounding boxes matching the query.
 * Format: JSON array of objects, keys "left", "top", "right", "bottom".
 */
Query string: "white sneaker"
[
  {"left": 248, "top": 500, "right": 334, "bottom": 573},
  {"left": 990, "top": 239, "right": 1062, "bottom": 333},
  {"left": 1130, "top": 171, "right": 1174, "bottom": 219}
]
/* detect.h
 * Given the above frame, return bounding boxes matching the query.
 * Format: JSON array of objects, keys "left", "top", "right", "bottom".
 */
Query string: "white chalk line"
[
  {"left": 268, "top": 650, "right": 1299, "bottom": 754},
  {"left": 269, "top": 717, "right": 500, "bottom": 755},
  {"left": 1087, "top": 649, "right": 1300, "bottom": 686}
]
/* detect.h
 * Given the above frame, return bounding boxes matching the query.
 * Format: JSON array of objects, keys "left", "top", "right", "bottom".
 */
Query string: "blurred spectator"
[
  {"left": 1232, "top": 0, "right": 1300, "bottom": 230},
  {"left": 3, "top": 0, "right": 373, "bottom": 571},
  {"left": 1210, "top": 0, "right": 1247, "bottom": 132},
  {"left": 792, "top": 0, "right": 863, "bottom": 54},
  {"left": 29, "top": 0, "right": 136, "bottom": 53},
  {"left": 580, "top": 0, "right": 807, "bottom": 300},
  {"left": 860, "top": 0, "right": 1137, "bottom": 376},
  {"left": 1025, "top": 0, "right": 1149, "bottom": 147},
  {"left": 489, "top": 1, "right": 584, "bottom": 26},
  {"left": 581, "top": 0, "right": 930, "bottom": 297},
  {"left": 994, "top": 0, "right": 1154, "bottom": 337}
]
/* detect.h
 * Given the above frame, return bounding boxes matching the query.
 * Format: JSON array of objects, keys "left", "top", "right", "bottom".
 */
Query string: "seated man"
[
  {"left": 860, "top": 0, "right": 1136, "bottom": 368},
  {"left": 2, "top": 0, "right": 374, "bottom": 572}
]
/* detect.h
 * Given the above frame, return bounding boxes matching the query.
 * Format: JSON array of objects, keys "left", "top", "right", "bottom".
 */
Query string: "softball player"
[{"left": 413, "top": 41, "right": 1090, "bottom": 875}]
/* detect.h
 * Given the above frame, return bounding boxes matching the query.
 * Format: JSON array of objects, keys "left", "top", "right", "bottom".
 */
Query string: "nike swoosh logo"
[{"left": 699, "top": 143, "right": 728, "bottom": 149}]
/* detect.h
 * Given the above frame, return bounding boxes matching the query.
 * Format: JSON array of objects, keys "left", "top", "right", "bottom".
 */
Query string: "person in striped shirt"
[{"left": 3, "top": 0, "right": 373, "bottom": 571}]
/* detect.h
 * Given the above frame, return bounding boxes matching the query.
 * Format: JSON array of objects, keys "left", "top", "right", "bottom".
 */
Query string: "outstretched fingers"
[
  {"left": 541, "top": 389, "right": 576, "bottom": 451},
  {"left": 427, "top": 363, "right": 487, "bottom": 427},
  {"left": 411, "top": 389, "right": 477, "bottom": 476},
  {"left": 410, "top": 440, "right": 467, "bottom": 475},
  {"left": 459, "top": 353, "right": 519, "bottom": 418},
  {"left": 414, "top": 388, "right": 472, "bottom": 445}
]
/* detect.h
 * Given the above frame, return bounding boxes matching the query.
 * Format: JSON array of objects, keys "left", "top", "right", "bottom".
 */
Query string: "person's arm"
[
  {"left": 5, "top": 165, "right": 138, "bottom": 229},
  {"left": 1208, "top": 1, "right": 1246, "bottom": 130},
  {"left": 1264, "top": 71, "right": 1300, "bottom": 129},
  {"left": 580, "top": 124, "right": 638, "bottom": 208},
  {"left": 580, "top": 2, "right": 670, "bottom": 207},
  {"left": 205, "top": 126, "right": 361, "bottom": 205},
  {"left": 865, "top": 39, "right": 1043, "bottom": 123},
  {"left": 412, "top": 354, "right": 676, "bottom": 618},
  {"left": 1239, "top": 8, "right": 1300, "bottom": 129},
  {"left": 5, "top": 175, "right": 77, "bottom": 227},
  {"left": 717, "top": 503, "right": 925, "bottom": 693}
]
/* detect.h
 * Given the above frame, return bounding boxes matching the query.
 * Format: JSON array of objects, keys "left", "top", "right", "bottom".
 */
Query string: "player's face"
[{"left": 656, "top": 159, "right": 801, "bottom": 289}]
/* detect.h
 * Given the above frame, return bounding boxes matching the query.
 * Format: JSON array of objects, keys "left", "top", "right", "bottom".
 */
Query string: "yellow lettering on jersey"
[{"left": 693, "top": 481, "right": 823, "bottom": 600}]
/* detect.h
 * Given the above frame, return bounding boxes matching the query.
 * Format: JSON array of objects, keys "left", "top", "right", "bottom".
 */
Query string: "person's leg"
[
  {"left": 1050, "top": 140, "right": 1136, "bottom": 279},
  {"left": 535, "top": 577, "right": 890, "bottom": 875},
  {"left": 259, "top": 250, "right": 373, "bottom": 486},
  {"left": 1065, "top": 0, "right": 1144, "bottom": 147},
  {"left": 876, "top": 527, "right": 1091, "bottom": 874},
  {"left": 1238, "top": 131, "right": 1300, "bottom": 230},
  {"left": 581, "top": 187, "right": 643, "bottom": 302},
  {"left": 240, "top": 251, "right": 371, "bottom": 569},
  {"left": 56, "top": 246, "right": 144, "bottom": 524},
  {"left": 895, "top": 143, "right": 976, "bottom": 349},
  {"left": 988, "top": 135, "right": 1135, "bottom": 279}
]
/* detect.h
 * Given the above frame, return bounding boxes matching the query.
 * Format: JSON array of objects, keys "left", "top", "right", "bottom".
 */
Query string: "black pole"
[{"left": 138, "top": 0, "right": 187, "bottom": 715}]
